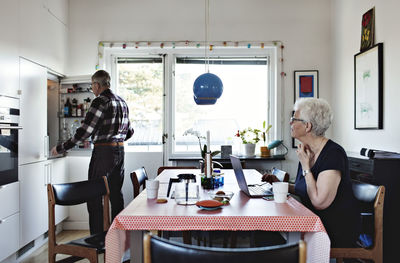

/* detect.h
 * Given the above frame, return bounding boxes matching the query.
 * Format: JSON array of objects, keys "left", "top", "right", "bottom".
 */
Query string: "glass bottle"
[
  {"left": 60, "top": 119, "right": 71, "bottom": 142},
  {"left": 64, "top": 98, "right": 72, "bottom": 117}
]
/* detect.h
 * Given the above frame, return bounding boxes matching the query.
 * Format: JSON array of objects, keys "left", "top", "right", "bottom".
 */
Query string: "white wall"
[
  {"left": 68, "top": 0, "right": 332, "bottom": 176},
  {"left": 331, "top": 0, "right": 400, "bottom": 153}
]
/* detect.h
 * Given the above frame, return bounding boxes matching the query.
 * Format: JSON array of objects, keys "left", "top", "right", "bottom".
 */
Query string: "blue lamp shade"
[
  {"left": 193, "top": 73, "right": 223, "bottom": 105},
  {"left": 267, "top": 140, "right": 283, "bottom": 150}
]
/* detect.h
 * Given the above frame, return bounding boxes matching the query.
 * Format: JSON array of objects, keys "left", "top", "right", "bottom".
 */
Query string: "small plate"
[
  {"left": 196, "top": 199, "right": 223, "bottom": 208},
  {"left": 197, "top": 205, "right": 223, "bottom": 211},
  {"left": 209, "top": 191, "right": 234, "bottom": 201}
]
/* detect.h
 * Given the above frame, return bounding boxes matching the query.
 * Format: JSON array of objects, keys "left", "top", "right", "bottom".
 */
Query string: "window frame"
[{"left": 104, "top": 46, "right": 282, "bottom": 158}]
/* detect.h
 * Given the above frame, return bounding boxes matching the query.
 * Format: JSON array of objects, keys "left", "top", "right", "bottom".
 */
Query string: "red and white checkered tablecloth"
[{"left": 105, "top": 170, "right": 330, "bottom": 263}]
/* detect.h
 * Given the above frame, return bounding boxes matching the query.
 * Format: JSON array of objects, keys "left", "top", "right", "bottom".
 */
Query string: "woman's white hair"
[{"left": 294, "top": 98, "right": 333, "bottom": 136}]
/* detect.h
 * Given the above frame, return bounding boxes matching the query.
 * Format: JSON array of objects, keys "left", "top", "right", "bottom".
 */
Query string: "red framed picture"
[{"left": 294, "top": 70, "right": 319, "bottom": 103}]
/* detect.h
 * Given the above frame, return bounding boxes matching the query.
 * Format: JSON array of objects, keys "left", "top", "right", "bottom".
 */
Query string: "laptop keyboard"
[{"left": 249, "top": 184, "right": 272, "bottom": 195}]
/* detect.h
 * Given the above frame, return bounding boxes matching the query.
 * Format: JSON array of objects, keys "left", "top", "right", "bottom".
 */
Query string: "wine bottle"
[{"left": 64, "top": 98, "right": 72, "bottom": 117}]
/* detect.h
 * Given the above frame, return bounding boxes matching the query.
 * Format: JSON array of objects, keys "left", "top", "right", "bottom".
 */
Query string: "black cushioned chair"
[
  {"left": 143, "top": 233, "right": 306, "bottom": 263},
  {"left": 157, "top": 166, "right": 197, "bottom": 176},
  {"left": 47, "top": 176, "right": 110, "bottom": 263},
  {"left": 130, "top": 167, "right": 149, "bottom": 198},
  {"left": 331, "top": 181, "right": 385, "bottom": 263}
]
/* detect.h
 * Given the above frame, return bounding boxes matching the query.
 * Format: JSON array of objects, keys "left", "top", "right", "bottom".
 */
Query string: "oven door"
[{"left": 0, "top": 125, "right": 20, "bottom": 186}]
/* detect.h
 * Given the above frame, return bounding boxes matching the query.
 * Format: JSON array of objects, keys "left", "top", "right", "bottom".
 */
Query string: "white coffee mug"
[
  {"left": 146, "top": 179, "right": 160, "bottom": 199},
  {"left": 272, "top": 182, "right": 288, "bottom": 203}
]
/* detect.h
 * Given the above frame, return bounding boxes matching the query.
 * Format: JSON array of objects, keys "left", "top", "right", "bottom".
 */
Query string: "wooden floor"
[{"left": 20, "top": 230, "right": 104, "bottom": 263}]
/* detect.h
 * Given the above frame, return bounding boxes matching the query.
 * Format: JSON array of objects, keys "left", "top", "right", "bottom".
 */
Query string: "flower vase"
[
  {"left": 243, "top": 143, "right": 256, "bottom": 157},
  {"left": 260, "top": 146, "right": 270, "bottom": 157}
]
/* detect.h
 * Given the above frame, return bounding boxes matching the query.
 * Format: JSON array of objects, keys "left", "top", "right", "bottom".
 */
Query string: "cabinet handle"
[
  {"left": 44, "top": 135, "right": 49, "bottom": 158},
  {"left": 353, "top": 163, "right": 361, "bottom": 167},
  {"left": 0, "top": 126, "right": 23, "bottom": 130}
]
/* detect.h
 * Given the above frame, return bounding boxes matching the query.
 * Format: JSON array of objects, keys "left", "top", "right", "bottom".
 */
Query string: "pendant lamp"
[{"left": 193, "top": 0, "right": 223, "bottom": 105}]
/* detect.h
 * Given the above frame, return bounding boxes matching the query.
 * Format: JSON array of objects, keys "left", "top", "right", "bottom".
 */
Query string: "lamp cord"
[{"left": 204, "top": 0, "right": 210, "bottom": 73}]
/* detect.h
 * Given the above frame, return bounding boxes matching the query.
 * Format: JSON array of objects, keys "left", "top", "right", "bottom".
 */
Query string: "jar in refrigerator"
[{"left": 70, "top": 119, "right": 80, "bottom": 136}]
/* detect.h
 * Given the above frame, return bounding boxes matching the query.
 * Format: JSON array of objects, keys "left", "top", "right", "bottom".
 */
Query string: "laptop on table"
[{"left": 230, "top": 155, "right": 273, "bottom": 197}]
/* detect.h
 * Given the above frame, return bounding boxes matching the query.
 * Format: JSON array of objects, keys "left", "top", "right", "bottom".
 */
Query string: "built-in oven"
[{"left": 0, "top": 95, "right": 21, "bottom": 186}]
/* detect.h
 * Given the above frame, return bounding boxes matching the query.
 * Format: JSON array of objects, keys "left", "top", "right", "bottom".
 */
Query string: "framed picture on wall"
[
  {"left": 354, "top": 43, "right": 383, "bottom": 129},
  {"left": 294, "top": 70, "right": 319, "bottom": 103}
]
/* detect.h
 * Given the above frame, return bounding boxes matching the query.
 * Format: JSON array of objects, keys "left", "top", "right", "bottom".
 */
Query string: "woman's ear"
[{"left": 305, "top": 122, "right": 312, "bottom": 133}]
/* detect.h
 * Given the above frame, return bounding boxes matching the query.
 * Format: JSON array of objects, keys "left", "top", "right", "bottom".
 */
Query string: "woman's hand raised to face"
[
  {"left": 296, "top": 143, "right": 314, "bottom": 170},
  {"left": 261, "top": 173, "right": 280, "bottom": 183}
]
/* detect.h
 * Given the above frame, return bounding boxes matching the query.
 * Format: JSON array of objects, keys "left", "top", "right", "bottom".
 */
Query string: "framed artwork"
[
  {"left": 354, "top": 43, "right": 383, "bottom": 129},
  {"left": 360, "top": 7, "right": 375, "bottom": 52},
  {"left": 294, "top": 70, "right": 319, "bottom": 102}
]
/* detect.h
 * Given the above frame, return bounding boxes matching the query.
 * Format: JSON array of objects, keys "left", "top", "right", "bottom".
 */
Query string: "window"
[
  {"left": 173, "top": 56, "right": 270, "bottom": 156},
  {"left": 116, "top": 57, "right": 163, "bottom": 151},
  {"left": 109, "top": 47, "right": 277, "bottom": 155}
]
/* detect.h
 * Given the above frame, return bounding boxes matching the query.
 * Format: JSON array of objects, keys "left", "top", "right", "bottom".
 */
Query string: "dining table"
[{"left": 105, "top": 169, "right": 330, "bottom": 263}]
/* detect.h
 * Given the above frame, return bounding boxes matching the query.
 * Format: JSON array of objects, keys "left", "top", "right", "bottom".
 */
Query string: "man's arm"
[{"left": 55, "top": 98, "right": 105, "bottom": 154}]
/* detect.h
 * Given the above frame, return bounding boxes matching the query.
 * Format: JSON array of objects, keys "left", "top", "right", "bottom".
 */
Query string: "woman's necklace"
[{"left": 311, "top": 137, "right": 326, "bottom": 164}]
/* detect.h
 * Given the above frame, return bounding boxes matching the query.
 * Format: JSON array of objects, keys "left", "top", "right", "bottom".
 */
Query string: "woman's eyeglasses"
[{"left": 290, "top": 117, "right": 306, "bottom": 123}]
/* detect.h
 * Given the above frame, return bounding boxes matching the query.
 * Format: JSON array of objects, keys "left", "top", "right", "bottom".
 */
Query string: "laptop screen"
[{"left": 229, "top": 155, "right": 251, "bottom": 194}]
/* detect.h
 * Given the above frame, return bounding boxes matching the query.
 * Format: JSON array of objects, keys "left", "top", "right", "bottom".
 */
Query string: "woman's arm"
[
  {"left": 304, "top": 169, "right": 341, "bottom": 209},
  {"left": 296, "top": 143, "right": 341, "bottom": 210}
]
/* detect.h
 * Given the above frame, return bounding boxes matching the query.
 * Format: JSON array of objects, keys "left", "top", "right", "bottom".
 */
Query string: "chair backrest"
[
  {"left": 271, "top": 167, "right": 289, "bottom": 182},
  {"left": 47, "top": 177, "right": 110, "bottom": 246},
  {"left": 352, "top": 181, "right": 385, "bottom": 248},
  {"left": 144, "top": 233, "right": 306, "bottom": 263},
  {"left": 157, "top": 166, "right": 197, "bottom": 176},
  {"left": 51, "top": 177, "right": 109, "bottom": 205},
  {"left": 131, "top": 167, "right": 149, "bottom": 198}
]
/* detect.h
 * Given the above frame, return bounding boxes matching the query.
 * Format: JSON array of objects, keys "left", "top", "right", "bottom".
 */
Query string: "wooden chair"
[
  {"left": 143, "top": 233, "right": 306, "bottom": 263},
  {"left": 157, "top": 166, "right": 197, "bottom": 176},
  {"left": 47, "top": 177, "right": 110, "bottom": 263},
  {"left": 330, "top": 181, "right": 385, "bottom": 263},
  {"left": 130, "top": 167, "right": 149, "bottom": 198}
]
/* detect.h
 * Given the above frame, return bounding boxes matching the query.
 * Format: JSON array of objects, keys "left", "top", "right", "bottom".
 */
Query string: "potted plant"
[
  {"left": 260, "top": 121, "right": 272, "bottom": 157},
  {"left": 183, "top": 129, "right": 221, "bottom": 172},
  {"left": 235, "top": 127, "right": 261, "bottom": 157}
]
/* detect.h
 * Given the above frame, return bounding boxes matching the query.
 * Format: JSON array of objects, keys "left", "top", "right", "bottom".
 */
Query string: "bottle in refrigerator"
[
  {"left": 71, "top": 98, "right": 78, "bottom": 117},
  {"left": 60, "top": 119, "right": 71, "bottom": 142},
  {"left": 76, "top": 104, "right": 83, "bottom": 117},
  {"left": 64, "top": 98, "right": 72, "bottom": 117}
]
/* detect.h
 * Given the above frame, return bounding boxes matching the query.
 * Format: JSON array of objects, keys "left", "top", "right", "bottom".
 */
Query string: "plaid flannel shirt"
[{"left": 57, "top": 89, "right": 134, "bottom": 153}]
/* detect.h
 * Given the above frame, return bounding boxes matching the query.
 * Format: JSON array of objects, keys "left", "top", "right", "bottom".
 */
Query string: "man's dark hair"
[{"left": 92, "top": 70, "right": 111, "bottom": 88}]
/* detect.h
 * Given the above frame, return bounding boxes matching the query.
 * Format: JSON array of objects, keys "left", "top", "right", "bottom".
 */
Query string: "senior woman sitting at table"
[{"left": 263, "top": 98, "right": 360, "bottom": 248}]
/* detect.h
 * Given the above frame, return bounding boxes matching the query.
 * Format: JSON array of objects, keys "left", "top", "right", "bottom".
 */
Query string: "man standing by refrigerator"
[{"left": 51, "top": 70, "right": 134, "bottom": 234}]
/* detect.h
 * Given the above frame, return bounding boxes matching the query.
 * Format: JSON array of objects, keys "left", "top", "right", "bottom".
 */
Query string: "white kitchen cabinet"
[
  {"left": 0, "top": 182, "right": 19, "bottom": 262},
  {"left": 50, "top": 158, "right": 68, "bottom": 224},
  {"left": 19, "top": 161, "right": 48, "bottom": 247},
  {"left": 0, "top": 0, "right": 19, "bottom": 98},
  {"left": 19, "top": 158, "right": 68, "bottom": 247},
  {"left": 19, "top": 58, "right": 48, "bottom": 165},
  {"left": 0, "top": 213, "right": 19, "bottom": 262}
]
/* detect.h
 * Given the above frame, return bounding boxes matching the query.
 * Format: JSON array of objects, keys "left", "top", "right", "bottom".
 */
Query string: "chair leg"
[
  {"left": 230, "top": 232, "right": 237, "bottom": 248},
  {"left": 87, "top": 251, "right": 98, "bottom": 263},
  {"left": 182, "top": 231, "right": 192, "bottom": 244},
  {"left": 48, "top": 252, "right": 56, "bottom": 263}
]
